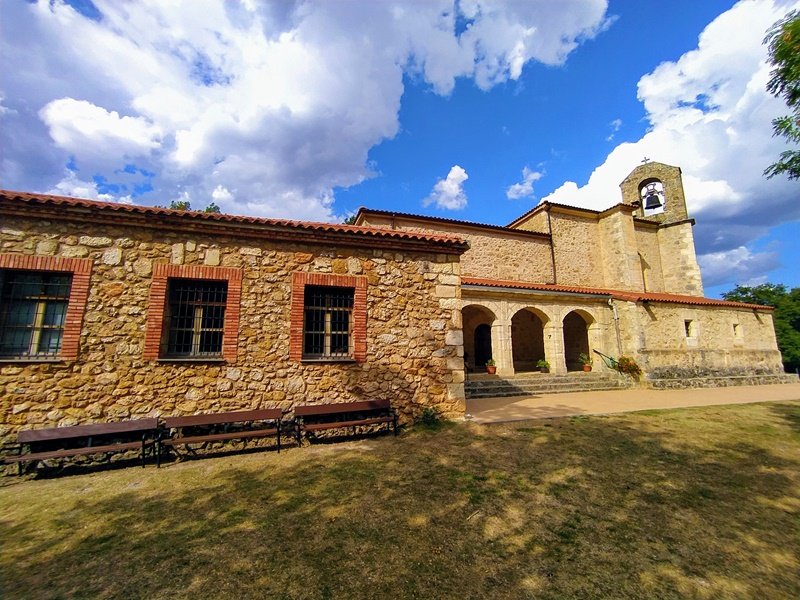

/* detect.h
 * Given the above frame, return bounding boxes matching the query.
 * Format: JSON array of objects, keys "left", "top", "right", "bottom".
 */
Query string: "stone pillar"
[
  {"left": 492, "top": 319, "right": 515, "bottom": 376},
  {"left": 544, "top": 322, "right": 566, "bottom": 374}
]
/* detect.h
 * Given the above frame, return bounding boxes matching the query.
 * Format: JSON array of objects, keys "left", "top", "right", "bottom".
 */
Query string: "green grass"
[{"left": 1, "top": 401, "right": 799, "bottom": 599}]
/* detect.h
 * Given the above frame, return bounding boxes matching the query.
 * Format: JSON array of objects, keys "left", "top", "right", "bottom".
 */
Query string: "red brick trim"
[
  {"left": 143, "top": 263, "right": 243, "bottom": 362},
  {"left": 290, "top": 272, "right": 368, "bottom": 362},
  {"left": 0, "top": 253, "right": 93, "bottom": 360}
]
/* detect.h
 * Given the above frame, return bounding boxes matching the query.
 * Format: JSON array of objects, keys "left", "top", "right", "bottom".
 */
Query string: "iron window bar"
[
  {"left": 303, "top": 285, "right": 354, "bottom": 359},
  {"left": 164, "top": 279, "right": 227, "bottom": 358},
  {"left": 0, "top": 270, "right": 72, "bottom": 358}
]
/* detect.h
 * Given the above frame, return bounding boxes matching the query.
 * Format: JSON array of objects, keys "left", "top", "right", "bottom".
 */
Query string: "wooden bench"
[
  {"left": 158, "top": 408, "right": 284, "bottom": 466},
  {"left": 294, "top": 400, "right": 397, "bottom": 444},
  {"left": 4, "top": 418, "right": 159, "bottom": 475}
]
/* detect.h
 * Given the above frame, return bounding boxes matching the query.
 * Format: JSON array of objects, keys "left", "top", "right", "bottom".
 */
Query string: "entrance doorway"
[
  {"left": 563, "top": 310, "right": 591, "bottom": 371},
  {"left": 511, "top": 308, "right": 546, "bottom": 372},
  {"left": 462, "top": 304, "right": 496, "bottom": 371}
]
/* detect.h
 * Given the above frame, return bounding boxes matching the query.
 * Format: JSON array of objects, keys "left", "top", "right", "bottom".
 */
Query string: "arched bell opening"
[
  {"left": 462, "top": 304, "right": 496, "bottom": 372},
  {"left": 511, "top": 308, "right": 548, "bottom": 372},
  {"left": 563, "top": 310, "right": 593, "bottom": 371}
]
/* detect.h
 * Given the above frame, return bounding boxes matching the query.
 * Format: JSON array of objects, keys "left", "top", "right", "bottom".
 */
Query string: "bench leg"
[{"left": 277, "top": 421, "right": 281, "bottom": 454}]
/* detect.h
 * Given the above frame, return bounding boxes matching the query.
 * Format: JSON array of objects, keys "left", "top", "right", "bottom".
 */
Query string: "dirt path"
[{"left": 466, "top": 382, "right": 800, "bottom": 423}]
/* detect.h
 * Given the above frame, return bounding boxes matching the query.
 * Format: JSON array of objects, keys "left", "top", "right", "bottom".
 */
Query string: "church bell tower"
[{"left": 619, "top": 160, "right": 690, "bottom": 224}]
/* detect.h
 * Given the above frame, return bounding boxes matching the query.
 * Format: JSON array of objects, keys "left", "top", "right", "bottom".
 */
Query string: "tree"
[
  {"left": 722, "top": 283, "right": 800, "bottom": 372},
  {"left": 156, "top": 200, "right": 221, "bottom": 213},
  {"left": 764, "top": 10, "right": 800, "bottom": 180},
  {"left": 342, "top": 215, "right": 357, "bottom": 225}
]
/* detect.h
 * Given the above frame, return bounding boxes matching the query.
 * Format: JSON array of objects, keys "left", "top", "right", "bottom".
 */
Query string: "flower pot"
[
  {"left": 583, "top": 365, "right": 592, "bottom": 372},
  {"left": 486, "top": 365, "right": 497, "bottom": 375},
  {"left": 540, "top": 367, "right": 549, "bottom": 374}
]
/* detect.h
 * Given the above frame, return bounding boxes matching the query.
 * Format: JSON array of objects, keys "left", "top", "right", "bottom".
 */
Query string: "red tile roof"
[
  {"left": 0, "top": 189, "right": 470, "bottom": 252},
  {"left": 461, "top": 277, "right": 773, "bottom": 310}
]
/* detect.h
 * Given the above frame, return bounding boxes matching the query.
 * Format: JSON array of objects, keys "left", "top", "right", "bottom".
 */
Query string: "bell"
[{"left": 644, "top": 192, "right": 662, "bottom": 209}]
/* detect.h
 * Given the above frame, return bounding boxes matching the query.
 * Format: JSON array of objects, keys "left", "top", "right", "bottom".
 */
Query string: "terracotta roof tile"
[
  {"left": 0, "top": 189, "right": 469, "bottom": 251},
  {"left": 461, "top": 277, "right": 773, "bottom": 310}
]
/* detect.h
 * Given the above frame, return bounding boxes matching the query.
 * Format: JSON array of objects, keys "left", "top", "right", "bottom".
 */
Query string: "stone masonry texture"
[{"left": 0, "top": 216, "right": 465, "bottom": 447}]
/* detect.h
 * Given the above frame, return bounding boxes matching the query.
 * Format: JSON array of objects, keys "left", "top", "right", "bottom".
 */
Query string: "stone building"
[
  {"left": 0, "top": 191, "right": 468, "bottom": 445},
  {"left": 356, "top": 161, "right": 787, "bottom": 382},
  {"left": 0, "top": 161, "right": 791, "bottom": 445}
]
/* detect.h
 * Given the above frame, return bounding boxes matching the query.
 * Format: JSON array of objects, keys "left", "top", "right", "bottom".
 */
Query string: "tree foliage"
[
  {"left": 722, "top": 283, "right": 800, "bottom": 372},
  {"left": 342, "top": 215, "right": 358, "bottom": 225},
  {"left": 764, "top": 10, "right": 800, "bottom": 180},
  {"left": 156, "top": 200, "right": 221, "bottom": 213}
]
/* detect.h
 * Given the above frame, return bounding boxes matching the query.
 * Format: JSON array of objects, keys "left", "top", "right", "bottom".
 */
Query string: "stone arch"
[
  {"left": 563, "top": 309, "right": 594, "bottom": 371},
  {"left": 462, "top": 304, "right": 496, "bottom": 372},
  {"left": 511, "top": 307, "right": 549, "bottom": 372}
]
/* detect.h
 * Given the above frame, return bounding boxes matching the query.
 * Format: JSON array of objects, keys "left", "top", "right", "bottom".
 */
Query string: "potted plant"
[
  {"left": 579, "top": 353, "right": 593, "bottom": 372},
  {"left": 485, "top": 359, "right": 497, "bottom": 375},
  {"left": 536, "top": 359, "right": 550, "bottom": 373}
]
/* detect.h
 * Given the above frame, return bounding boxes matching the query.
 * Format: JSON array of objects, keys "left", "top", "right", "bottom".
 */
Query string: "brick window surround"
[
  {"left": 144, "top": 263, "right": 242, "bottom": 361},
  {"left": 290, "top": 272, "right": 367, "bottom": 362},
  {"left": 0, "top": 254, "right": 92, "bottom": 361}
]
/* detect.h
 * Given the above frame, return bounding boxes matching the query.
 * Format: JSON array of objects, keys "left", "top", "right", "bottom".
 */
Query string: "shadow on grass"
[{"left": 1, "top": 403, "right": 799, "bottom": 600}]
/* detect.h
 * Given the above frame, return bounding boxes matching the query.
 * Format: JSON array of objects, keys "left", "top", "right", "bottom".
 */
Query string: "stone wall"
[
  {"left": 633, "top": 224, "right": 665, "bottom": 293},
  {"left": 657, "top": 222, "right": 704, "bottom": 297},
  {"left": 596, "top": 209, "right": 644, "bottom": 292},
  {"left": 0, "top": 216, "right": 466, "bottom": 446},
  {"left": 548, "top": 212, "right": 605, "bottom": 288},
  {"left": 358, "top": 214, "right": 554, "bottom": 283},
  {"left": 618, "top": 301, "right": 784, "bottom": 377}
]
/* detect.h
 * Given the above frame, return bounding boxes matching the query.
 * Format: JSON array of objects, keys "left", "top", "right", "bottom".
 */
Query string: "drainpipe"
[{"left": 608, "top": 298, "right": 622, "bottom": 355}]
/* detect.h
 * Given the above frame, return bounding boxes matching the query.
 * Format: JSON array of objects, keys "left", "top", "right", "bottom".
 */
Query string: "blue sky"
[{"left": 1, "top": 0, "right": 798, "bottom": 298}]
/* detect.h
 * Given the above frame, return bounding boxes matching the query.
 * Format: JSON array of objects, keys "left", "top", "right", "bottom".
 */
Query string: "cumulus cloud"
[
  {"left": 506, "top": 166, "right": 543, "bottom": 199},
  {"left": 0, "top": 0, "right": 610, "bottom": 220},
  {"left": 541, "top": 0, "right": 800, "bottom": 291},
  {"left": 47, "top": 169, "right": 133, "bottom": 204},
  {"left": 424, "top": 165, "right": 469, "bottom": 210},
  {"left": 40, "top": 98, "right": 162, "bottom": 163},
  {"left": 698, "top": 246, "right": 780, "bottom": 288}
]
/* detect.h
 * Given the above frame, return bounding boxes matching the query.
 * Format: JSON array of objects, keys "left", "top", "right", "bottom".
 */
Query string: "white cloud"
[
  {"left": 698, "top": 246, "right": 780, "bottom": 288},
  {"left": 47, "top": 169, "right": 133, "bottom": 204},
  {"left": 605, "top": 118, "right": 622, "bottom": 141},
  {"left": 0, "top": 0, "right": 610, "bottom": 220},
  {"left": 506, "top": 166, "right": 543, "bottom": 199},
  {"left": 424, "top": 165, "right": 469, "bottom": 210},
  {"left": 542, "top": 0, "right": 800, "bottom": 290},
  {"left": 40, "top": 98, "right": 162, "bottom": 163}
]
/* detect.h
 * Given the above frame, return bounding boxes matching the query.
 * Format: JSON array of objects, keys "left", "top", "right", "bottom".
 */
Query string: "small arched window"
[{"left": 639, "top": 178, "right": 665, "bottom": 216}]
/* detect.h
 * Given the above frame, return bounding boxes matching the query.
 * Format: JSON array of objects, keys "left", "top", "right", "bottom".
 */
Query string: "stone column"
[
  {"left": 544, "top": 322, "right": 566, "bottom": 374},
  {"left": 492, "top": 319, "right": 514, "bottom": 376}
]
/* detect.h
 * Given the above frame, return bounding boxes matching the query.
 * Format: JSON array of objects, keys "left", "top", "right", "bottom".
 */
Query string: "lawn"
[{"left": 1, "top": 401, "right": 799, "bottom": 600}]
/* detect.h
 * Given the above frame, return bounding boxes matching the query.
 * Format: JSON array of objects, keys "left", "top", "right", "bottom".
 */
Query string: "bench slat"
[
  {"left": 301, "top": 416, "right": 395, "bottom": 432},
  {"left": 4, "top": 440, "right": 149, "bottom": 463},
  {"left": 18, "top": 418, "right": 159, "bottom": 443},
  {"left": 294, "top": 400, "right": 392, "bottom": 417},
  {"left": 162, "top": 428, "right": 279, "bottom": 446},
  {"left": 164, "top": 409, "right": 282, "bottom": 429}
]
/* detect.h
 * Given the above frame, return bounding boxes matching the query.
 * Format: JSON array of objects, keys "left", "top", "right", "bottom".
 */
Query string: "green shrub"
[{"left": 418, "top": 407, "right": 442, "bottom": 429}]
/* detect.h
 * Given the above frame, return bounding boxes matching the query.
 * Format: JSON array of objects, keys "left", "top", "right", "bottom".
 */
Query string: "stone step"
[{"left": 465, "top": 374, "right": 630, "bottom": 399}]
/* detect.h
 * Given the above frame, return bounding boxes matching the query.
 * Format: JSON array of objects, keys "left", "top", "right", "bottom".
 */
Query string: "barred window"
[
  {"left": 164, "top": 279, "right": 227, "bottom": 358},
  {"left": 303, "top": 285, "right": 354, "bottom": 359},
  {"left": 0, "top": 270, "right": 72, "bottom": 358}
]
